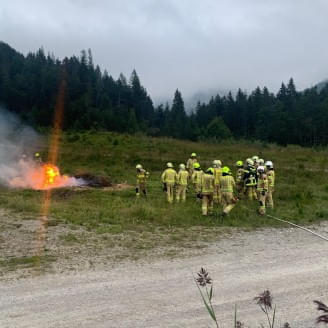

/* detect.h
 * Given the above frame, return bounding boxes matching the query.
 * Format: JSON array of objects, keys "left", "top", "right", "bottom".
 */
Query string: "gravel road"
[{"left": 1, "top": 223, "right": 328, "bottom": 328}]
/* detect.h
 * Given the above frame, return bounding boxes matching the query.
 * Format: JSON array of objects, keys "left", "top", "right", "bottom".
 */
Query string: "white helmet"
[
  {"left": 167, "top": 162, "right": 173, "bottom": 168},
  {"left": 257, "top": 166, "right": 265, "bottom": 173},
  {"left": 252, "top": 155, "right": 259, "bottom": 162},
  {"left": 246, "top": 158, "right": 254, "bottom": 166},
  {"left": 136, "top": 164, "right": 143, "bottom": 170},
  {"left": 265, "top": 161, "right": 273, "bottom": 168},
  {"left": 179, "top": 163, "right": 186, "bottom": 170},
  {"left": 212, "top": 159, "right": 222, "bottom": 168}
]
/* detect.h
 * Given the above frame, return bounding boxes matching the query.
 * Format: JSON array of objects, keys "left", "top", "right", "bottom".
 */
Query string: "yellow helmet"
[
  {"left": 222, "top": 166, "right": 230, "bottom": 174},
  {"left": 167, "top": 162, "right": 173, "bottom": 168},
  {"left": 34, "top": 152, "right": 40, "bottom": 158},
  {"left": 236, "top": 160, "right": 243, "bottom": 167},
  {"left": 193, "top": 162, "right": 200, "bottom": 169},
  {"left": 191, "top": 153, "right": 197, "bottom": 157}
]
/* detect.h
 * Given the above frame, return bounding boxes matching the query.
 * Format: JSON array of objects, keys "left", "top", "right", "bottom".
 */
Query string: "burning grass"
[{"left": 8, "top": 161, "right": 84, "bottom": 190}]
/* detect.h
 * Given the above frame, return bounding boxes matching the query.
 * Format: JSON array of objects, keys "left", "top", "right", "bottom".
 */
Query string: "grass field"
[{"left": 1, "top": 131, "right": 328, "bottom": 263}]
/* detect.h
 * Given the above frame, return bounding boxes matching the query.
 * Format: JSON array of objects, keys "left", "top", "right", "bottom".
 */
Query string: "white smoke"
[
  {"left": 0, "top": 107, "right": 84, "bottom": 189},
  {"left": 0, "top": 108, "right": 41, "bottom": 186}
]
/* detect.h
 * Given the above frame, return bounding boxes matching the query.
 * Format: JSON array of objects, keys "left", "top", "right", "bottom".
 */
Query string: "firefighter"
[
  {"left": 213, "top": 160, "right": 222, "bottom": 204},
  {"left": 176, "top": 163, "right": 189, "bottom": 202},
  {"left": 135, "top": 164, "right": 149, "bottom": 198},
  {"left": 220, "top": 166, "right": 236, "bottom": 216},
  {"left": 192, "top": 162, "right": 203, "bottom": 199},
  {"left": 200, "top": 168, "right": 215, "bottom": 216},
  {"left": 243, "top": 158, "right": 258, "bottom": 200},
  {"left": 258, "top": 158, "right": 265, "bottom": 166},
  {"left": 235, "top": 161, "right": 245, "bottom": 199},
  {"left": 257, "top": 166, "right": 268, "bottom": 215},
  {"left": 186, "top": 153, "right": 198, "bottom": 176},
  {"left": 34, "top": 152, "right": 42, "bottom": 164},
  {"left": 265, "top": 160, "right": 275, "bottom": 209},
  {"left": 161, "top": 162, "right": 177, "bottom": 203}
]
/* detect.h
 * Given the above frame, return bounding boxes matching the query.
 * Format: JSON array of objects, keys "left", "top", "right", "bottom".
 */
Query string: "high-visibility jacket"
[
  {"left": 186, "top": 158, "right": 198, "bottom": 170},
  {"left": 236, "top": 168, "right": 245, "bottom": 184},
  {"left": 243, "top": 166, "right": 257, "bottom": 187},
  {"left": 220, "top": 174, "right": 235, "bottom": 193},
  {"left": 192, "top": 170, "right": 203, "bottom": 185},
  {"left": 267, "top": 170, "right": 275, "bottom": 188},
  {"left": 177, "top": 170, "right": 189, "bottom": 186},
  {"left": 201, "top": 173, "right": 215, "bottom": 194},
  {"left": 137, "top": 169, "right": 149, "bottom": 184},
  {"left": 257, "top": 174, "right": 268, "bottom": 192},
  {"left": 213, "top": 168, "right": 222, "bottom": 185},
  {"left": 161, "top": 168, "right": 177, "bottom": 184}
]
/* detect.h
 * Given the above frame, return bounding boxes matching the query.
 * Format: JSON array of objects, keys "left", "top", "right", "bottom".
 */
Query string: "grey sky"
[{"left": 1, "top": 0, "right": 328, "bottom": 105}]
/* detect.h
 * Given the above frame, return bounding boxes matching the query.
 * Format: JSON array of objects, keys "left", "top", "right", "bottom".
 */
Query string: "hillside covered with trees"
[{"left": 1, "top": 41, "right": 328, "bottom": 146}]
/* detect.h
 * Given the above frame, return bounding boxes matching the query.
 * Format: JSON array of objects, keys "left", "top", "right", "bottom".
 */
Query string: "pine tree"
[{"left": 170, "top": 89, "right": 187, "bottom": 138}]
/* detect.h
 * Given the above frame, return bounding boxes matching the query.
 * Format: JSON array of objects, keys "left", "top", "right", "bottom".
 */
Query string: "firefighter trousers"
[
  {"left": 202, "top": 193, "right": 214, "bottom": 216},
  {"left": 266, "top": 188, "right": 274, "bottom": 208},
  {"left": 236, "top": 183, "right": 244, "bottom": 199},
  {"left": 245, "top": 186, "right": 257, "bottom": 200},
  {"left": 213, "top": 184, "right": 221, "bottom": 203},
  {"left": 176, "top": 185, "right": 187, "bottom": 202},
  {"left": 136, "top": 182, "right": 147, "bottom": 197},
  {"left": 221, "top": 192, "right": 235, "bottom": 214},
  {"left": 258, "top": 193, "right": 267, "bottom": 215},
  {"left": 166, "top": 183, "right": 175, "bottom": 203}
]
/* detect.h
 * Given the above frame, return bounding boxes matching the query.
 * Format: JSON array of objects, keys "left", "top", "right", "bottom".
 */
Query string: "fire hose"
[{"left": 241, "top": 205, "right": 328, "bottom": 242}]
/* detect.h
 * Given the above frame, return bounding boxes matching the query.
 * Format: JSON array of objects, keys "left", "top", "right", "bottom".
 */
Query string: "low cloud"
[{"left": 1, "top": 0, "right": 328, "bottom": 102}]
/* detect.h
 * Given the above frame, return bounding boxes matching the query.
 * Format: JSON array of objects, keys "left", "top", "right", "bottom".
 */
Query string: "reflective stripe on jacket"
[
  {"left": 267, "top": 170, "right": 275, "bottom": 187},
  {"left": 201, "top": 173, "right": 215, "bottom": 194},
  {"left": 244, "top": 166, "right": 257, "bottom": 187},
  {"left": 192, "top": 170, "right": 203, "bottom": 185},
  {"left": 161, "top": 168, "right": 177, "bottom": 184},
  {"left": 214, "top": 168, "right": 222, "bottom": 185},
  {"left": 220, "top": 175, "right": 235, "bottom": 193},
  {"left": 137, "top": 169, "right": 149, "bottom": 184},
  {"left": 257, "top": 174, "right": 269, "bottom": 192},
  {"left": 177, "top": 170, "right": 189, "bottom": 186}
]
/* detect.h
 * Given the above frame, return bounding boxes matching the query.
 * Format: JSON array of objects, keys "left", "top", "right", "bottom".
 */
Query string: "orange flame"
[{"left": 30, "top": 163, "right": 69, "bottom": 190}]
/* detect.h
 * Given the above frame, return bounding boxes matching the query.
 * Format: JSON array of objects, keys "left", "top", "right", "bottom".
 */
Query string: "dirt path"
[{"left": 1, "top": 222, "right": 328, "bottom": 328}]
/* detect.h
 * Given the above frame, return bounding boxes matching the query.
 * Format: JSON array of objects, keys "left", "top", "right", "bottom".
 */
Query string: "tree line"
[{"left": 1, "top": 41, "right": 328, "bottom": 146}]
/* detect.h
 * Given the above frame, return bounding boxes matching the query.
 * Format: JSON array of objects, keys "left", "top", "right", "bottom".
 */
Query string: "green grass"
[{"left": 1, "top": 131, "right": 328, "bottom": 242}]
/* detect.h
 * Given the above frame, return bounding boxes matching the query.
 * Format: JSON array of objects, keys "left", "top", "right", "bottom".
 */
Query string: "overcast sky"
[{"left": 1, "top": 0, "right": 328, "bottom": 105}]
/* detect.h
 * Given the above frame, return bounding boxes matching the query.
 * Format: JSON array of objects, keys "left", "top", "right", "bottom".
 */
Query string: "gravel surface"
[{"left": 1, "top": 222, "right": 328, "bottom": 327}]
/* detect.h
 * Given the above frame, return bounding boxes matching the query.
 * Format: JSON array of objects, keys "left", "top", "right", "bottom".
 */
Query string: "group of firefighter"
[{"left": 135, "top": 153, "right": 275, "bottom": 217}]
